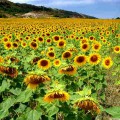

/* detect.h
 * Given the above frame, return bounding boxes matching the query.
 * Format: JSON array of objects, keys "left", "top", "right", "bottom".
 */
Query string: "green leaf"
[
  {"left": 0, "top": 80, "right": 10, "bottom": 92},
  {"left": 105, "top": 107, "right": 120, "bottom": 118},
  {"left": 10, "top": 88, "right": 21, "bottom": 95},
  {"left": 16, "top": 89, "right": 32, "bottom": 103},
  {"left": 0, "top": 110, "right": 9, "bottom": 119},
  {"left": 27, "top": 110, "right": 41, "bottom": 120},
  {"left": 47, "top": 105, "right": 59, "bottom": 117}
]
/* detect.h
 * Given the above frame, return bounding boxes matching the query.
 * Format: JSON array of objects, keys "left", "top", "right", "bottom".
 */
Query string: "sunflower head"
[
  {"left": 43, "top": 90, "right": 70, "bottom": 103},
  {"left": 0, "top": 56, "right": 4, "bottom": 64},
  {"left": 80, "top": 43, "right": 90, "bottom": 52},
  {"left": 102, "top": 57, "right": 113, "bottom": 69},
  {"left": 62, "top": 51, "right": 72, "bottom": 59},
  {"left": 30, "top": 41, "right": 38, "bottom": 50},
  {"left": 24, "top": 74, "right": 50, "bottom": 89},
  {"left": 38, "top": 59, "right": 51, "bottom": 70},
  {"left": 74, "top": 55, "right": 87, "bottom": 66},
  {"left": 57, "top": 40, "right": 66, "bottom": 48},
  {"left": 88, "top": 53, "right": 101, "bottom": 65},
  {"left": 113, "top": 46, "right": 120, "bottom": 53},
  {"left": 92, "top": 42, "right": 101, "bottom": 51},
  {"left": 4, "top": 41, "right": 12, "bottom": 50},
  {"left": 59, "top": 65, "right": 77, "bottom": 75},
  {"left": 53, "top": 35, "right": 60, "bottom": 42},
  {"left": 53, "top": 59, "right": 61, "bottom": 67},
  {"left": 47, "top": 51, "right": 55, "bottom": 59},
  {"left": 12, "top": 42, "right": 19, "bottom": 49}
]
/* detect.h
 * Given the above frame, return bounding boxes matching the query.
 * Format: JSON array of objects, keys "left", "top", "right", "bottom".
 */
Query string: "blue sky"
[{"left": 9, "top": 0, "right": 120, "bottom": 19}]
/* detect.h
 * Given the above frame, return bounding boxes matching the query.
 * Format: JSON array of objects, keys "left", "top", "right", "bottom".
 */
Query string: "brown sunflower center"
[
  {"left": 47, "top": 39, "right": 51, "bottom": 42},
  {"left": 115, "top": 47, "right": 119, "bottom": 51},
  {"left": 94, "top": 44, "right": 99, "bottom": 49},
  {"left": 54, "top": 36, "right": 59, "bottom": 41},
  {"left": 59, "top": 41, "right": 64, "bottom": 46},
  {"left": 48, "top": 52, "right": 54, "bottom": 57},
  {"left": 54, "top": 93, "right": 64, "bottom": 98},
  {"left": 82, "top": 44, "right": 88, "bottom": 49},
  {"left": 76, "top": 56, "right": 85, "bottom": 63},
  {"left": 13, "top": 43, "right": 18, "bottom": 47},
  {"left": 6, "top": 43, "right": 11, "bottom": 48},
  {"left": 105, "top": 60, "right": 110, "bottom": 66},
  {"left": 38, "top": 37, "right": 43, "bottom": 41},
  {"left": 40, "top": 60, "right": 48, "bottom": 66},
  {"left": 31, "top": 42, "right": 37, "bottom": 47},
  {"left": 63, "top": 52, "right": 71, "bottom": 58},
  {"left": 90, "top": 55, "right": 98, "bottom": 62}
]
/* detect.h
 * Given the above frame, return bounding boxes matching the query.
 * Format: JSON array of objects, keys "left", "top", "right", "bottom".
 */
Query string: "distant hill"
[{"left": 0, "top": 0, "right": 96, "bottom": 18}]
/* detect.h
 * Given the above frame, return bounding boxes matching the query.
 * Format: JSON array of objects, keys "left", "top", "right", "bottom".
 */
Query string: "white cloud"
[{"left": 9, "top": 0, "right": 32, "bottom": 3}]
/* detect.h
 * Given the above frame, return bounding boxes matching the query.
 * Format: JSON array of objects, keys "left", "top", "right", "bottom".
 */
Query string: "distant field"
[{"left": 0, "top": 18, "right": 120, "bottom": 120}]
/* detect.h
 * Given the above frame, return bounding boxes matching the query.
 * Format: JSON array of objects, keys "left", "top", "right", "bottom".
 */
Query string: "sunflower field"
[{"left": 0, "top": 18, "right": 120, "bottom": 120}]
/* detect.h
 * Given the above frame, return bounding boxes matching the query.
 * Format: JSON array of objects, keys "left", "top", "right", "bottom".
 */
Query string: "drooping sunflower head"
[
  {"left": 113, "top": 46, "right": 120, "bottom": 53},
  {"left": 102, "top": 57, "right": 113, "bottom": 69},
  {"left": 4, "top": 41, "right": 12, "bottom": 50},
  {"left": 47, "top": 51, "right": 55, "bottom": 59},
  {"left": 74, "top": 55, "right": 87, "bottom": 66},
  {"left": 88, "top": 53, "right": 101, "bottom": 65},
  {"left": 43, "top": 90, "right": 70, "bottom": 103},
  {"left": 74, "top": 97, "right": 100, "bottom": 114},
  {"left": 80, "top": 43, "right": 90, "bottom": 52},
  {"left": 30, "top": 41, "right": 38, "bottom": 50},
  {"left": 53, "top": 59, "right": 61, "bottom": 67},
  {"left": 57, "top": 40, "right": 66, "bottom": 48},
  {"left": 38, "top": 59, "right": 51, "bottom": 70},
  {"left": 59, "top": 65, "right": 77, "bottom": 75},
  {"left": 24, "top": 74, "right": 50, "bottom": 89},
  {"left": 62, "top": 51, "right": 72, "bottom": 59}
]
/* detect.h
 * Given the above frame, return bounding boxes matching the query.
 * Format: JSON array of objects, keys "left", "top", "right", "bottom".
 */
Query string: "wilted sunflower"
[
  {"left": 88, "top": 53, "right": 101, "bottom": 65},
  {"left": 53, "top": 59, "right": 61, "bottom": 67},
  {"left": 92, "top": 42, "right": 101, "bottom": 52},
  {"left": 24, "top": 74, "right": 50, "bottom": 89},
  {"left": 74, "top": 55, "right": 87, "bottom": 66},
  {"left": 4, "top": 41, "right": 12, "bottom": 50},
  {"left": 44, "top": 90, "right": 70, "bottom": 102},
  {"left": 80, "top": 43, "right": 90, "bottom": 52},
  {"left": 113, "top": 46, "right": 120, "bottom": 53},
  {"left": 62, "top": 51, "right": 72, "bottom": 59},
  {"left": 47, "top": 51, "right": 55, "bottom": 59},
  {"left": 30, "top": 41, "right": 38, "bottom": 50},
  {"left": 38, "top": 59, "right": 51, "bottom": 70},
  {"left": 57, "top": 40, "right": 66, "bottom": 48},
  {"left": 74, "top": 98, "right": 100, "bottom": 114},
  {"left": 0, "top": 66, "right": 18, "bottom": 78},
  {"left": 102, "top": 57, "right": 113, "bottom": 69},
  {"left": 59, "top": 65, "right": 77, "bottom": 75}
]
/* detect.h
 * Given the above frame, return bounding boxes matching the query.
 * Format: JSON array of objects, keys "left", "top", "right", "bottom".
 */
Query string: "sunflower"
[
  {"left": 31, "top": 57, "right": 41, "bottom": 65},
  {"left": 80, "top": 43, "right": 90, "bottom": 52},
  {"left": 21, "top": 42, "right": 27, "bottom": 48},
  {"left": 0, "top": 66, "right": 18, "bottom": 78},
  {"left": 44, "top": 90, "right": 70, "bottom": 103},
  {"left": 4, "top": 41, "right": 12, "bottom": 50},
  {"left": 89, "top": 36, "right": 95, "bottom": 41},
  {"left": 88, "top": 53, "right": 101, "bottom": 65},
  {"left": 62, "top": 51, "right": 72, "bottom": 59},
  {"left": 59, "top": 65, "right": 77, "bottom": 75},
  {"left": 47, "top": 51, "right": 55, "bottom": 59},
  {"left": 48, "top": 47, "right": 54, "bottom": 51},
  {"left": 38, "top": 59, "right": 51, "bottom": 70},
  {"left": 53, "top": 59, "right": 61, "bottom": 67},
  {"left": 12, "top": 42, "right": 19, "bottom": 49},
  {"left": 30, "top": 41, "right": 38, "bottom": 50},
  {"left": 102, "top": 57, "right": 113, "bottom": 69},
  {"left": 46, "top": 38, "right": 52, "bottom": 44},
  {"left": 74, "top": 98, "right": 100, "bottom": 114},
  {"left": 57, "top": 40, "right": 66, "bottom": 48},
  {"left": 53, "top": 35, "right": 60, "bottom": 42},
  {"left": 113, "top": 46, "right": 120, "bottom": 53},
  {"left": 74, "top": 55, "right": 87, "bottom": 66},
  {"left": 37, "top": 36, "right": 44, "bottom": 43},
  {"left": 92, "top": 42, "right": 101, "bottom": 52},
  {"left": 24, "top": 74, "right": 50, "bottom": 89}
]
